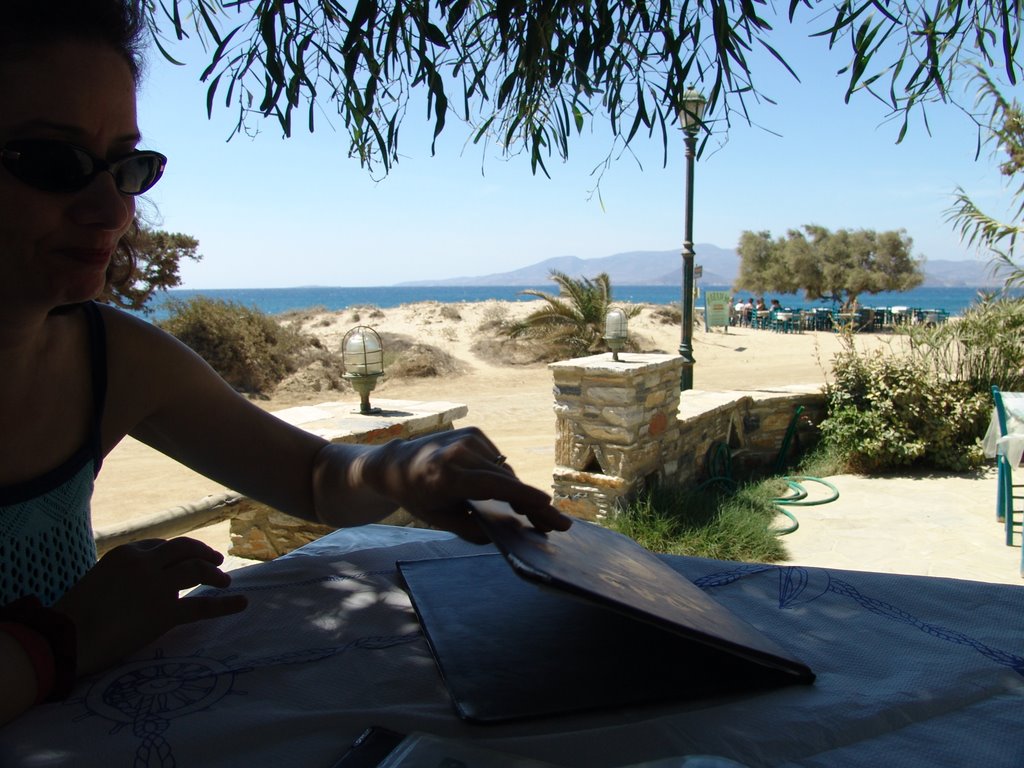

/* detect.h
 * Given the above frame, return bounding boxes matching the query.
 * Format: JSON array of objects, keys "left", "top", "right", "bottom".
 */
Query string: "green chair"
[{"left": 991, "top": 385, "right": 1023, "bottom": 550}]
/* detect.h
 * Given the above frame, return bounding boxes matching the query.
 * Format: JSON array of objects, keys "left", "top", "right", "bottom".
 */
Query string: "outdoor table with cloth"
[{"left": 2, "top": 526, "right": 1023, "bottom": 767}]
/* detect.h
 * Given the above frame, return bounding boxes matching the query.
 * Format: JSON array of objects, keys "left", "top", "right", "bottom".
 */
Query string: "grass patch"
[
  {"left": 793, "top": 442, "right": 847, "bottom": 478},
  {"left": 608, "top": 480, "right": 788, "bottom": 563},
  {"left": 607, "top": 446, "right": 847, "bottom": 562}
]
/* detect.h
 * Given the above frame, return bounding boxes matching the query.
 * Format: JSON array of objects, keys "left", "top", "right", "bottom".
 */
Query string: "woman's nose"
[{"left": 68, "top": 171, "right": 134, "bottom": 231}]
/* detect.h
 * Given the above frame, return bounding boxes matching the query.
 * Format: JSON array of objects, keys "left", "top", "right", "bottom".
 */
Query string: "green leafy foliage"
[
  {"left": 508, "top": 270, "right": 641, "bottom": 360},
  {"left": 159, "top": 296, "right": 317, "bottom": 395},
  {"left": 821, "top": 344, "right": 990, "bottom": 472},
  {"left": 101, "top": 224, "right": 201, "bottom": 313},
  {"left": 149, "top": 1, "right": 1021, "bottom": 174},
  {"left": 735, "top": 225, "right": 923, "bottom": 308}
]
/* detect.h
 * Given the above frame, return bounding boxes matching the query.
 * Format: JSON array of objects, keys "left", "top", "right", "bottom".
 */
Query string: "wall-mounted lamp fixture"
[
  {"left": 342, "top": 326, "right": 384, "bottom": 414},
  {"left": 604, "top": 306, "right": 629, "bottom": 361}
]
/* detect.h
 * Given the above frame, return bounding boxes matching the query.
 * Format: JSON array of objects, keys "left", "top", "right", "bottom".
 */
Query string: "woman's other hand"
[{"left": 54, "top": 538, "right": 248, "bottom": 677}]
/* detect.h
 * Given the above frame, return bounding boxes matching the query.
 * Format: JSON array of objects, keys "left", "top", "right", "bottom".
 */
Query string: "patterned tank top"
[{"left": 0, "top": 302, "right": 106, "bottom": 606}]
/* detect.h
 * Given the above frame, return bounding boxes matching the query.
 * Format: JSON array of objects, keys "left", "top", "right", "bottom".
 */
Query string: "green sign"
[{"left": 704, "top": 290, "right": 732, "bottom": 331}]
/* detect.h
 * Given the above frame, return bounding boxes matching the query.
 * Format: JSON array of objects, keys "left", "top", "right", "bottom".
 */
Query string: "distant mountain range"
[{"left": 398, "top": 245, "right": 1005, "bottom": 288}]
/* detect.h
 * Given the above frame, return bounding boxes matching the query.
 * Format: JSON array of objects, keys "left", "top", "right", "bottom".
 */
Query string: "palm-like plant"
[
  {"left": 509, "top": 270, "right": 640, "bottom": 358},
  {"left": 945, "top": 65, "right": 1024, "bottom": 291}
]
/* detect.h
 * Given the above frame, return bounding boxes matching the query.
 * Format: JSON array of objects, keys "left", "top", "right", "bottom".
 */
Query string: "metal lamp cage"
[{"left": 342, "top": 326, "right": 384, "bottom": 377}]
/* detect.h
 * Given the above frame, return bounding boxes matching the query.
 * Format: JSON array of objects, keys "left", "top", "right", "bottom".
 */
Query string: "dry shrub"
[
  {"left": 650, "top": 303, "right": 681, "bottom": 324},
  {"left": 275, "top": 353, "right": 349, "bottom": 396},
  {"left": 440, "top": 305, "right": 463, "bottom": 321},
  {"left": 347, "top": 305, "right": 385, "bottom": 324},
  {"left": 159, "top": 297, "right": 321, "bottom": 396},
  {"left": 380, "top": 333, "right": 463, "bottom": 379},
  {"left": 477, "top": 302, "right": 510, "bottom": 332},
  {"left": 470, "top": 334, "right": 557, "bottom": 366},
  {"left": 274, "top": 330, "right": 461, "bottom": 397}
]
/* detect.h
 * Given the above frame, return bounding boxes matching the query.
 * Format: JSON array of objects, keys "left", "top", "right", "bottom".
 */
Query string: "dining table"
[{"left": 2, "top": 524, "right": 1023, "bottom": 767}]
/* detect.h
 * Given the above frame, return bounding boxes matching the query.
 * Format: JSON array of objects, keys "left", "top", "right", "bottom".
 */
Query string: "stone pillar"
[{"left": 549, "top": 353, "right": 683, "bottom": 521}]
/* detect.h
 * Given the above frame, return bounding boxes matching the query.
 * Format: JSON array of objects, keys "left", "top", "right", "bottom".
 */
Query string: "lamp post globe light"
[
  {"left": 678, "top": 86, "right": 706, "bottom": 391},
  {"left": 603, "top": 306, "right": 629, "bottom": 362}
]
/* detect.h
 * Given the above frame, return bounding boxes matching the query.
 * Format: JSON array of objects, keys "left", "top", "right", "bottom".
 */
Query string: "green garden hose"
[
  {"left": 775, "top": 405, "right": 805, "bottom": 475},
  {"left": 767, "top": 405, "right": 840, "bottom": 534},
  {"left": 698, "top": 403, "right": 841, "bottom": 536},
  {"left": 770, "top": 475, "right": 840, "bottom": 535}
]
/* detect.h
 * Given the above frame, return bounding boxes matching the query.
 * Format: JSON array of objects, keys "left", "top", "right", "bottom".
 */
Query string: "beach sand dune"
[{"left": 91, "top": 300, "right": 892, "bottom": 553}]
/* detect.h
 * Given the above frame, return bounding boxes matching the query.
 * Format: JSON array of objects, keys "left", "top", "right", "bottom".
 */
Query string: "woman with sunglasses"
[{"left": 0, "top": 0, "right": 570, "bottom": 726}]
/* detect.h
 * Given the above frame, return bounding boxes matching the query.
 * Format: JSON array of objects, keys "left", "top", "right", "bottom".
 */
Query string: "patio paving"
[{"left": 778, "top": 467, "right": 1022, "bottom": 586}]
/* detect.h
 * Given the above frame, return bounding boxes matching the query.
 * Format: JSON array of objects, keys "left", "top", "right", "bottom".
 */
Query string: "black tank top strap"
[{"left": 81, "top": 302, "right": 108, "bottom": 476}]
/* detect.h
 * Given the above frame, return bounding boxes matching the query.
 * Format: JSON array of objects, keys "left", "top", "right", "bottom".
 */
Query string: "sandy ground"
[{"left": 92, "top": 300, "right": 896, "bottom": 555}]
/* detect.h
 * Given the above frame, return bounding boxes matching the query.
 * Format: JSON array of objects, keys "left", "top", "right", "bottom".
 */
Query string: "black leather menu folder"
[{"left": 397, "top": 499, "right": 814, "bottom": 723}]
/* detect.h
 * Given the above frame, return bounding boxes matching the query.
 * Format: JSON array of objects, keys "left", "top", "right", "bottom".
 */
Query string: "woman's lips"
[{"left": 60, "top": 248, "right": 113, "bottom": 266}]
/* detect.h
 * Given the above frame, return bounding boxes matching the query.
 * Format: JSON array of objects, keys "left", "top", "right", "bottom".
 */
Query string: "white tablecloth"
[
  {"left": 984, "top": 391, "right": 1024, "bottom": 467},
  {"left": 3, "top": 526, "right": 1024, "bottom": 767}
]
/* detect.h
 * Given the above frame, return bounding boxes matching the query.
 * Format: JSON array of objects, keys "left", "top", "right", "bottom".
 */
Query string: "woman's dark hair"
[
  {"left": 0, "top": 0, "right": 147, "bottom": 78},
  {"left": 1, "top": 0, "right": 148, "bottom": 294}
]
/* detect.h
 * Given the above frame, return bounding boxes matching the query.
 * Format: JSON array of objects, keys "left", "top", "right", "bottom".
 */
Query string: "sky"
[{"left": 134, "top": 10, "right": 1020, "bottom": 289}]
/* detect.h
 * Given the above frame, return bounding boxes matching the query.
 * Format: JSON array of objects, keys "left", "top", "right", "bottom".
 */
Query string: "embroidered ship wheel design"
[
  {"left": 77, "top": 633, "right": 420, "bottom": 765},
  {"left": 84, "top": 653, "right": 238, "bottom": 765}
]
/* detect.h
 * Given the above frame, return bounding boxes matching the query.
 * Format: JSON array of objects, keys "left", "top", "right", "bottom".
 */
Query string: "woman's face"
[{"left": 0, "top": 40, "right": 139, "bottom": 312}]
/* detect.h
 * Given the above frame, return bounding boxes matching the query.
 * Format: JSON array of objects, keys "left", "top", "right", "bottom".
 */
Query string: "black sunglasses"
[{"left": 0, "top": 139, "right": 166, "bottom": 195}]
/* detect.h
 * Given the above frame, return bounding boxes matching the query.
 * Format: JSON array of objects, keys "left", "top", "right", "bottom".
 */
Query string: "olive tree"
[
  {"left": 146, "top": 1, "right": 1021, "bottom": 174},
  {"left": 734, "top": 225, "right": 923, "bottom": 306}
]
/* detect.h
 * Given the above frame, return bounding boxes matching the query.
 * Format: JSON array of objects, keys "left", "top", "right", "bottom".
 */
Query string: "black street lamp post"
[{"left": 678, "top": 88, "right": 707, "bottom": 391}]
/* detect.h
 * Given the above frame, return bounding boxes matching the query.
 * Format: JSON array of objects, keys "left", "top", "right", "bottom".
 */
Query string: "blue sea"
[{"left": 146, "top": 284, "right": 1021, "bottom": 321}]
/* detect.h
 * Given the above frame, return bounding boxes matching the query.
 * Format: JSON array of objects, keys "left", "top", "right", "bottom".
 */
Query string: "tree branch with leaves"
[
  {"left": 147, "top": 0, "right": 1021, "bottom": 175},
  {"left": 945, "top": 63, "right": 1024, "bottom": 290}
]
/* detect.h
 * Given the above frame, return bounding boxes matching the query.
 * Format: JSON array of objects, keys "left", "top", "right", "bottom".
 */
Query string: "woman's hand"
[
  {"left": 54, "top": 538, "right": 248, "bottom": 677},
  {"left": 324, "top": 427, "right": 573, "bottom": 542}
]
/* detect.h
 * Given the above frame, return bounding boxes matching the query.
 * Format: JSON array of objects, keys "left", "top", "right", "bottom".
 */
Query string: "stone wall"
[
  {"left": 549, "top": 352, "right": 825, "bottom": 521},
  {"left": 675, "top": 387, "right": 827, "bottom": 490}
]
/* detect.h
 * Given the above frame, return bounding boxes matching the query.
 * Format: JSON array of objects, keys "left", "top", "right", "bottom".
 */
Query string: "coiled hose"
[
  {"left": 769, "top": 475, "right": 840, "bottom": 535},
  {"left": 699, "top": 407, "right": 840, "bottom": 536}
]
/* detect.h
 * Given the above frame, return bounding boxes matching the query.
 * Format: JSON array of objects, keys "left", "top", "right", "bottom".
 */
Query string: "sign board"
[
  {"left": 694, "top": 265, "right": 703, "bottom": 278},
  {"left": 704, "top": 290, "right": 732, "bottom": 333}
]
